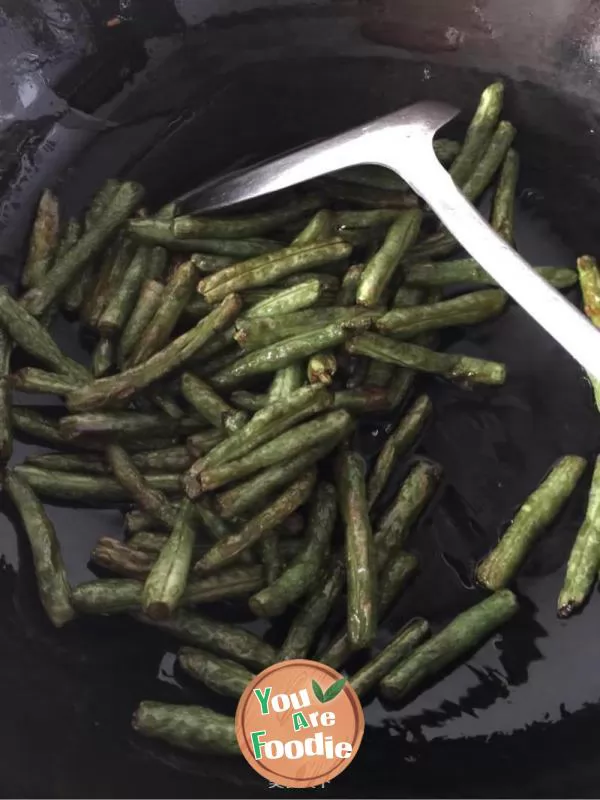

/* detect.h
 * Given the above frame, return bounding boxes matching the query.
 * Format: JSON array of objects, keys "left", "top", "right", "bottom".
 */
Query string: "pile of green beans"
[{"left": 1, "top": 80, "right": 596, "bottom": 759}]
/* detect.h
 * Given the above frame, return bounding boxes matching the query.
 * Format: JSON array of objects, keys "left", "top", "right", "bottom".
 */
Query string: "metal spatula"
[{"left": 176, "top": 100, "right": 600, "bottom": 381}]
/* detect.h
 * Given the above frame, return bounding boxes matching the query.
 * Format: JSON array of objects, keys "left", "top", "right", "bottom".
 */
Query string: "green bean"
[
  {"left": 186, "top": 429, "right": 225, "bottom": 458},
  {"left": 380, "top": 590, "right": 518, "bottom": 703},
  {"left": 406, "top": 231, "right": 458, "bottom": 263},
  {"left": 118, "top": 280, "right": 164, "bottom": 365},
  {"left": 280, "top": 272, "right": 341, "bottom": 292},
  {"left": 0, "top": 332, "right": 12, "bottom": 461},
  {"left": 186, "top": 327, "right": 234, "bottom": 362},
  {"left": 73, "top": 577, "right": 147, "bottom": 610},
  {"left": 387, "top": 368, "right": 416, "bottom": 410},
  {"left": 11, "top": 368, "right": 74, "bottom": 397},
  {"left": 29, "top": 446, "right": 192, "bottom": 476},
  {"left": 249, "top": 483, "right": 336, "bottom": 617},
  {"left": 332, "top": 143, "right": 457, "bottom": 192},
  {"left": 174, "top": 195, "right": 321, "bottom": 240},
  {"left": 356, "top": 210, "right": 423, "bottom": 307},
  {"left": 318, "top": 177, "right": 419, "bottom": 209},
  {"left": 350, "top": 618, "right": 430, "bottom": 697},
  {"left": 462, "top": 121, "right": 516, "bottom": 205},
  {"left": 83, "top": 236, "right": 137, "bottom": 329},
  {"left": 279, "top": 557, "right": 346, "bottom": 660},
  {"left": 25, "top": 452, "right": 109, "bottom": 474},
  {"left": 374, "top": 460, "right": 441, "bottom": 569},
  {"left": 22, "top": 189, "right": 60, "bottom": 289},
  {"left": 92, "top": 337, "right": 114, "bottom": 378},
  {"left": 318, "top": 551, "right": 418, "bottom": 669},
  {"left": 64, "top": 181, "right": 121, "bottom": 312},
  {"left": 404, "top": 260, "right": 577, "bottom": 290},
  {"left": 183, "top": 295, "right": 211, "bottom": 322},
  {"left": 199, "top": 239, "right": 352, "bottom": 303},
  {"left": 12, "top": 406, "right": 76, "bottom": 448},
  {"left": 21, "top": 182, "right": 144, "bottom": 318},
  {"left": 198, "top": 410, "right": 351, "bottom": 493},
  {"left": 235, "top": 306, "right": 381, "bottom": 351},
  {"left": 367, "top": 395, "right": 432, "bottom": 507},
  {"left": 86, "top": 536, "right": 156, "bottom": 580},
  {"left": 4, "top": 469, "right": 74, "bottom": 626},
  {"left": 194, "top": 470, "right": 316, "bottom": 573},
  {"left": 229, "top": 390, "right": 268, "bottom": 412},
  {"left": 0, "top": 287, "right": 89, "bottom": 383},
  {"left": 476, "top": 455, "right": 587, "bottom": 590},
  {"left": 376, "top": 290, "right": 507, "bottom": 338},
  {"left": 124, "top": 508, "right": 176, "bottom": 537},
  {"left": 244, "top": 280, "right": 323, "bottom": 319},
  {"left": 333, "top": 388, "right": 390, "bottom": 413},
  {"left": 364, "top": 358, "right": 394, "bottom": 389},
  {"left": 134, "top": 607, "right": 276, "bottom": 669},
  {"left": 148, "top": 245, "right": 169, "bottom": 279},
  {"left": 59, "top": 412, "right": 203, "bottom": 441},
  {"left": 142, "top": 499, "right": 197, "bottom": 619},
  {"left": 258, "top": 536, "right": 281, "bottom": 583},
  {"left": 216, "top": 435, "right": 346, "bottom": 520},
  {"left": 129, "top": 261, "right": 197, "bottom": 365},
  {"left": 88, "top": 539, "right": 261, "bottom": 593},
  {"left": 181, "top": 372, "right": 247, "bottom": 434},
  {"left": 97, "top": 246, "right": 153, "bottom": 337},
  {"left": 107, "top": 444, "right": 177, "bottom": 526},
  {"left": 242, "top": 286, "right": 336, "bottom": 308},
  {"left": 127, "top": 532, "right": 172, "bottom": 553},
  {"left": 91, "top": 538, "right": 159, "bottom": 578},
  {"left": 292, "top": 209, "right": 334, "bottom": 245},
  {"left": 149, "top": 386, "right": 185, "bottom": 419},
  {"left": 558, "top": 457, "right": 600, "bottom": 617},
  {"left": 337, "top": 449, "right": 377, "bottom": 649},
  {"left": 268, "top": 363, "right": 304, "bottom": 404},
  {"left": 491, "top": 148, "right": 519, "bottom": 244},
  {"left": 178, "top": 647, "right": 254, "bottom": 698},
  {"left": 307, "top": 352, "right": 337, "bottom": 385},
  {"left": 189, "top": 500, "right": 238, "bottom": 547},
  {"left": 88, "top": 180, "right": 121, "bottom": 227},
  {"left": 191, "top": 253, "right": 236, "bottom": 273},
  {"left": 450, "top": 82, "right": 504, "bottom": 187},
  {"left": 337, "top": 227, "right": 387, "bottom": 248},
  {"left": 192, "top": 351, "right": 242, "bottom": 382},
  {"left": 332, "top": 166, "right": 409, "bottom": 192},
  {"left": 13, "top": 464, "right": 180, "bottom": 504},
  {"left": 392, "top": 286, "right": 426, "bottom": 307},
  {"left": 132, "top": 701, "right": 239, "bottom": 756},
  {"left": 129, "top": 218, "right": 281, "bottom": 256},
  {"left": 67, "top": 294, "right": 242, "bottom": 412},
  {"left": 215, "top": 320, "right": 371, "bottom": 389},
  {"left": 14, "top": 409, "right": 175, "bottom": 452},
  {"left": 337, "top": 265, "right": 364, "bottom": 306},
  {"left": 191, "top": 385, "right": 331, "bottom": 472},
  {"left": 434, "top": 138, "right": 462, "bottom": 165},
  {"left": 334, "top": 209, "right": 401, "bottom": 229},
  {"left": 346, "top": 332, "right": 506, "bottom": 386},
  {"left": 577, "top": 255, "right": 600, "bottom": 412}
]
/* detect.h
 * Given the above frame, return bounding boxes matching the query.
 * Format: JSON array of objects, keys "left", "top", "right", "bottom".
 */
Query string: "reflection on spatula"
[{"left": 175, "top": 100, "right": 600, "bottom": 381}]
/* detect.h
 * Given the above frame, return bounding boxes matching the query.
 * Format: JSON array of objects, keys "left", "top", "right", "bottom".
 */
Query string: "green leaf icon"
[
  {"left": 312, "top": 679, "right": 325, "bottom": 703},
  {"left": 323, "top": 677, "right": 346, "bottom": 702}
]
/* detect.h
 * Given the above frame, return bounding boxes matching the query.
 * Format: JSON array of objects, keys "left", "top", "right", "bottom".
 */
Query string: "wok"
[{"left": 1, "top": 0, "right": 600, "bottom": 796}]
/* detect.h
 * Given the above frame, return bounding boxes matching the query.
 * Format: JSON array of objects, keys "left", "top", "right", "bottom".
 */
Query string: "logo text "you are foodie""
[{"left": 236, "top": 659, "right": 364, "bottom": 788}]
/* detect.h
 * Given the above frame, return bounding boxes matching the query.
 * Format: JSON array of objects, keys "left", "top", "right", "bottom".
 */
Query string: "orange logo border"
[{"left": 236, "top": 659, "right": 364, "bottom": 789}]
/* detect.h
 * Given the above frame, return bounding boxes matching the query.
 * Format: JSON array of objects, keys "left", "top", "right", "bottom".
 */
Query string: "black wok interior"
[{"left": 2, "top": 1, "right": 600, "bottom": 797}]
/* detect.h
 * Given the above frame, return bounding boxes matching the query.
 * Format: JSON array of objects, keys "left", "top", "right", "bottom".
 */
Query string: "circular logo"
[{"left": 235, "top": 659, "right": 364, "bottom": 789}]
